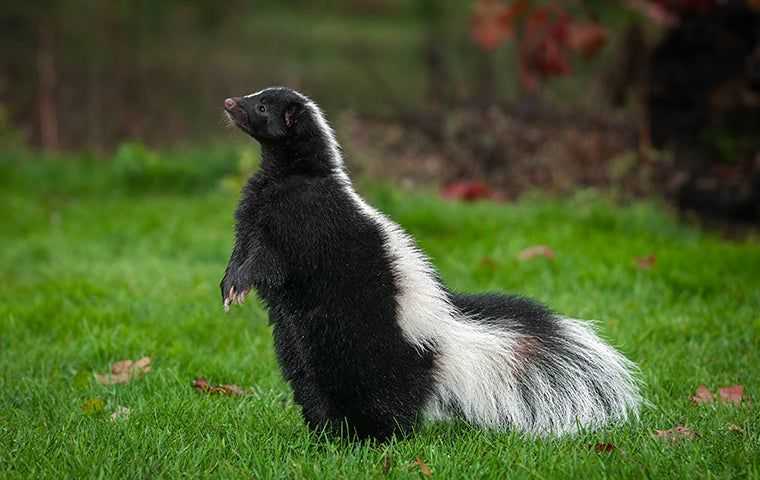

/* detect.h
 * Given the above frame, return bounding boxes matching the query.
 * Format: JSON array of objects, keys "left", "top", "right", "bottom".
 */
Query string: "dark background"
[{"left": 2, "top": 0, "right": 759, "bottom": 223}]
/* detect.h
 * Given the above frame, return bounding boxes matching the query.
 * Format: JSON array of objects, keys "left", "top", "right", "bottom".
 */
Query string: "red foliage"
[
  {"left": 521, "top": 6, "right": 573, "bottom": 81},
  {"left": 441, "top": 180, "right": 494, "bottom": 201},
  {"left": 470, "top": 0, "right": 608, "bottom": 91},
  {"left": 625, "top": 0, "right": 729, "bottom": 26},
  {"left": 567, "top": 23, "right": 609, "bottom": 59},
  {"left": 653, "top": 0, "right": 717, "bottom": 14},
  {"left": 471, "top": 0, "right": 529, "bottom": 50},
  {"left": 625, "top": 0, "right": 679, "bottom": 26}
]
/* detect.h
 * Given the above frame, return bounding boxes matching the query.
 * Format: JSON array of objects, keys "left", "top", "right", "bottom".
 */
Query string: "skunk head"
[
  {"left": 224, "top": 87, "right": 312, "bottom": 143},
  {"left": 224, "top": 87, "right": 344, "bottom": 177}
]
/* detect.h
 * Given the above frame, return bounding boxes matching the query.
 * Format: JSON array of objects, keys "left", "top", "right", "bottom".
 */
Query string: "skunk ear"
[{"left": 284, "top": 102, "right": 304, "bottom": 129}]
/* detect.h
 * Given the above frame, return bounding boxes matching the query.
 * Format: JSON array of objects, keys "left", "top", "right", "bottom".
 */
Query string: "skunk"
[{"left": 220, "top": 87, "right": 642, "bottom": 441}]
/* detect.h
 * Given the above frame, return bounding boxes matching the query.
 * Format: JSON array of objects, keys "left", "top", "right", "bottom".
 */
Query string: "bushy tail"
[{"left": 424, "top": 313, "right": 643, "bottom": 436}]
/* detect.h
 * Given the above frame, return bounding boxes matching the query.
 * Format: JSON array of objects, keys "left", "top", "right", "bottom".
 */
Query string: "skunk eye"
[{"left": 257, "top": 105, "right": 267, "bottom": 114}]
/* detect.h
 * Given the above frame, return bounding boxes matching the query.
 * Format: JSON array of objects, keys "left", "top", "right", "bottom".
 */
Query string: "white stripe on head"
[
  {"left": 245, "top": 86, "right": 310, "bottom": 99},
  {"left": 244, "top": 88, "right": 268, "bottom": 98}
]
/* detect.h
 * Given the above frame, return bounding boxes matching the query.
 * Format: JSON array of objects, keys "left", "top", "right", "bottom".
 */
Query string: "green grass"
[{"left": 1, "top": 149, "right": 759, "bottom": 479}]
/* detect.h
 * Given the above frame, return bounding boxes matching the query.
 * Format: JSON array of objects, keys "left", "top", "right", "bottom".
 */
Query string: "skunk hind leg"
[{"left": 271, "top": 310, "right": 412, "bottom": 442}]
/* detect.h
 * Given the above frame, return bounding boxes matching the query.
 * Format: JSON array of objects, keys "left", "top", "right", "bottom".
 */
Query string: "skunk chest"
[{"left": 239, "top": 178, "right": 396, "bottom": 317}]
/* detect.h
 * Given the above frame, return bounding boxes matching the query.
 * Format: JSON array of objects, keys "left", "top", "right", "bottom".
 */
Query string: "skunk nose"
[{"left": 224, "top": 97, "right": 239, "bottom": 110}]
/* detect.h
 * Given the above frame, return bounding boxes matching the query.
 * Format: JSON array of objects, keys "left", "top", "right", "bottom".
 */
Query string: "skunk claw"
[{"left": 221, "top": 281, "right": 251, "bottom": 311}]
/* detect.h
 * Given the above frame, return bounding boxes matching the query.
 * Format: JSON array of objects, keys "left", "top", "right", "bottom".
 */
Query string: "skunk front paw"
[
  {"left": 222, "top": 285, "right": 250, "bottom": 312},
  {"left": 220, "top": 267, "right": 252, "bottom": 312}
]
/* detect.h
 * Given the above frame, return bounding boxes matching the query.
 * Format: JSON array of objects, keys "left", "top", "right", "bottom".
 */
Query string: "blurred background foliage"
[{"left": 1, "top": 0, "right": 759, "bottom": 223}]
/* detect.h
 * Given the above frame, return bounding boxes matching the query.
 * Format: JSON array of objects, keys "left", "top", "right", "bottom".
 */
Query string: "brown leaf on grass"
[
  {"left": 691, "top": 384, "right": 714, "bottom": 405},
  {"left": 718, "top": 385, "right": 744, "bottom": 406},
  {"left": 95, "top": 357, "right": 152, "bottom": 385},
  {"left": 219, "top": 384, "right": 245, "bottom": 396},
  {"left": 655, "top": 425, "right": 697, "bottom": 442},
  {"left": 192, "top": 377, "right": 246, "bottom": 396},
  {"left": 517, "top": 245, "right": 556, "bottom": 261},
  {"left": 414, "top": 457, "right": 433, "bottom": 477},
  {"left": 592, "top": 443, "right": 616, "bottom": 453},
  {"left": 192, "top": 377, "right": 210, "bottom": 391},
  {"left": 415, "top": 457, "right": 432, "bottom": 477},
  {"left": 110, "top": 405, "right": 131, "bottom": 422},
  {"left": 480, "top": 256, "right": 498, "bottom": 270},
  {"left": 727, "top": 423, "right": 744, "bottom": 433},
  {"left": 633, "top": 254, "right": 656, "bottom": 269}
]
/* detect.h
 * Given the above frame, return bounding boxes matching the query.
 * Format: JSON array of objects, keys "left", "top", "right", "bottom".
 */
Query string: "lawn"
[{"left": 1, "top": 148, "right": 759, "bottom": 479}]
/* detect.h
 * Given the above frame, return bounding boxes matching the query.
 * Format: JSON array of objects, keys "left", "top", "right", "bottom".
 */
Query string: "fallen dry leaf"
[
  {"left": 655, "top": 425, "right": 697, "bottom": 442},
  {"left": 220, "top": 384, "right": 245, "bottom": 396},
  {"left": 727, "top": 424, "right": 744, "bottom": 433},
  {"left": 192, "top": 377, "right": 246, "bottom": 396},
  {"left": 95, "top": 357, "right": 152, "bottom": 385},
  {"left": 593, "top": 443, "right": 616, "bottom": 453},
  {"left": 634, "top": 254, "right": 656, "bottom": 269},
  {"left": 415, "top": 457, "right": 432, "bottom": 477},
  {"left": 110, "top": 405, "right": 131, "bottom": 422},
  {"left": 517, "top": 245, "right": 556, "bottom": 261},
  {"left": 480, "top": 256, "right": 498, "bottom": 270},
  {"left": 691, "top": 384, "right": 714, "bottom": 405},
  {"left": 718, "top": 385, "right": 744, "bottom": 406},
  {"left": 81, "top": 398, "right": 105, "bottom": 416},
  {"left": 192, "top": 377, "right": 210, "bottom": 391}
]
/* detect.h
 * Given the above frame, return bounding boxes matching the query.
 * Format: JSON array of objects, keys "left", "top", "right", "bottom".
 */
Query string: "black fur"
[
  {"left": 451, "top": 293, "right": 558, "bottom": 339},
  {"left": 220, "top": 88, "right": 635, "bottom": 441},
  {"left": 222, "top": 89, "right": 435, "bottom": 441}
]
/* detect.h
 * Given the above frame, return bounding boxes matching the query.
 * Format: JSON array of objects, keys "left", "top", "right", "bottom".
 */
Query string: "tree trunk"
[{"left": 37, "top": 24, "right": 59, "bottom": 151}]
